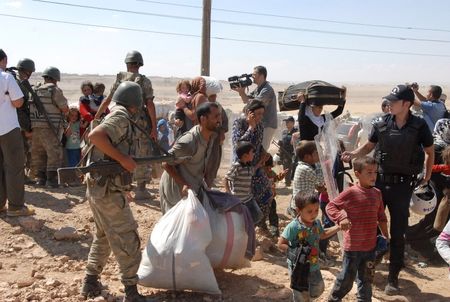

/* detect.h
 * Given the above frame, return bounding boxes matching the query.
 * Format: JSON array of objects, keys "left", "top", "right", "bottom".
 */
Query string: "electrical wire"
[
  {"left": 1, "top": 13, "right": 449, "bottom": 58},
  {"left": 136, "top": 0, "right": 450, "bottom": 33},
  {"left": 31, "top": 0, "right": 450, "bottom": 44}
]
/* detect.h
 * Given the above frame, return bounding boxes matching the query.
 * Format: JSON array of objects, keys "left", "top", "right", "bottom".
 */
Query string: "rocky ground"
[{"left": 0, "top": 171, "right": 448, "bottom": 302}]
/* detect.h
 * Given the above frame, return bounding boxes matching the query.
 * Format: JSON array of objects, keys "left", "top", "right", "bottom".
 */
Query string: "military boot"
[
  {"left": 80, "top": 274, "right": 103, "bottom": 299},
  {"left": 35, "top": 171, "right": 46, "bottom": 186},
  {"left": 45, "top": 171, "right": 59, "bottom": 188},
  {"left": 123, "top": 285, "right": 153, "bottom": 302},
  {"left": 134, "top": 182, "right": 152, "bottom": 200}
]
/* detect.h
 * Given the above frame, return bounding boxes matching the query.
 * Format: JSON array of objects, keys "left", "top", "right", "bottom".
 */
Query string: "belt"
[{"left": 378, "top": 174, "right": 416, "bottom": 184}]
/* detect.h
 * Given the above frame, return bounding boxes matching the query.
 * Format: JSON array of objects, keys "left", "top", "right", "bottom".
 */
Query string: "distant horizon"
[{"left": 27, "top": 72, "right": 450, "bottom": 87}]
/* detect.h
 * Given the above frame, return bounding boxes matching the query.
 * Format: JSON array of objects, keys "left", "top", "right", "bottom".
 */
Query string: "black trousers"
[{"left": 376, "top": 179, "right": 414, "bottom": 280}]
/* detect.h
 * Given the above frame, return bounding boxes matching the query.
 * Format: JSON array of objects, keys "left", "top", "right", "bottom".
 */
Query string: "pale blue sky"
[{"left": 2, "top": 0, "right": 450, "bottom": 84}]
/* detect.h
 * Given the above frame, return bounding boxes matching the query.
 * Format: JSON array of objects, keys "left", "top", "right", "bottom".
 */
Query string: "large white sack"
[
  {"left": 203, "top": 198, "right": 250, "bottom": 269},
  {"left": 138, "top": 190, "right": 221, "bottom": 294},
  {"left": 202, "top": 76, "right": 223, "bottom": 96}
]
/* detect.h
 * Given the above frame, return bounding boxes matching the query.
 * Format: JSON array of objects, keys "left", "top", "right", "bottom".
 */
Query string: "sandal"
[{"left": 7, "top": 206, "right": 35, "bottom": 217}]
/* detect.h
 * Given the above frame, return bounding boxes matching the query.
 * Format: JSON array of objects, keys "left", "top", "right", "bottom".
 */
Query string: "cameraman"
[
  {"left": 233, "top": 66, "right": 277, "bottom": 150},
  {"left": 411, "top": 83, "right": 447, "bottom": 132}
]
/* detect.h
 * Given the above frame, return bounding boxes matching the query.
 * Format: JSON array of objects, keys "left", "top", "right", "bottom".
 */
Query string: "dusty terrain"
[{"left": 0, "top": 76, "right": 449, "bottom": 302}]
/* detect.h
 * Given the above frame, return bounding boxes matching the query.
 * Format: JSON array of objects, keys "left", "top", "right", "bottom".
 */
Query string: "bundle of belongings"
[
  {"left": 138, "top": 189, "right": 255, "bottom": 294},
  {"left": 278, "top": 80, "right": 346, "bottom": 111}
]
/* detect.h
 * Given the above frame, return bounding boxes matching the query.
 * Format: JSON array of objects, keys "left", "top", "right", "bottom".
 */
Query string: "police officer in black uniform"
[{"left": 342, "top": 84, "right": 434, "bottom": 295}]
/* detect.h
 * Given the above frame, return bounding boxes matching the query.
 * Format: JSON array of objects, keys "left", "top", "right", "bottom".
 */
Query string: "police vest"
[
  {"left": 373, "top": 114, "right": 425, "bottom": 175},
  {"left": 29, "top": 83, "right": 64, "bottom": 130}
]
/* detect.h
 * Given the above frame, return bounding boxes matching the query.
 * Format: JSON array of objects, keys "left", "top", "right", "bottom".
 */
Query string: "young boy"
[
  {"left": 326, "top": 156, "right": 389, "bottom": 302},
  {"left": 288, "top": 140, "right": 325, "bottom": 216},
  {"left": 277, "top": 116, "right": 297, "bottom": 187},
  {"left": 263, "top": 155, "right": 288, "bottom": 237},
  {"left": 278, "top": 193, "right": 340, "bottom": 302},
  {"left": 224, "top": 141, "right": 256, "bottom": 203}
]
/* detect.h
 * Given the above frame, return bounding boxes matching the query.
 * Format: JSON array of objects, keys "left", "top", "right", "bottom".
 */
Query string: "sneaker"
[
  {"left": 319, "top": 252, "right": 335, "bottom": 267},
  {"left": 286, "top": 206, "right": 297, "bottom": 218},
  {"left": 384, "top": 282, "right": 400, "bottom": 296},
  {"left": 7, "top": 206, "right": 35, "bottom": 217},
  {"left": 269, "top": 225, "right": 280, "bottom": 237}
]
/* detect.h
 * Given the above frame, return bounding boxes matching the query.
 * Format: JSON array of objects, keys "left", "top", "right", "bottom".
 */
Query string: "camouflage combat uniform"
[
  {"left": 15, "top": 78, "right": 32, "bottom": 172},
  {"left": 109, "top": 72, "right": 154, "bottom": 184},
  {"left": 29, "top": 82, "right": 67, "bottom": 178},
  {"left": 85, "top": 104, "right": 141, "bottom": 286}
]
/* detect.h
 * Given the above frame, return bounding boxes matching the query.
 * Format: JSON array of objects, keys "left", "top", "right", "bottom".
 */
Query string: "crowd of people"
[{"left": 1, "top": 46, "right": 450, "bottom": 302}]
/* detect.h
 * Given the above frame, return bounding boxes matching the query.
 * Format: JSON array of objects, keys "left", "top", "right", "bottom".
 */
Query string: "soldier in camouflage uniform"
[
  {"left": 81, "top": 81, "right": 154, "bottom": 302},
  {"left": 29, "top": 66, "right": 68, "bottom": 188},
  {"left": 14, "top": 58, "right": 35, "bottom": 182},
  {"left": 96, "top": 51, "right": 156, "bottom": 201}
]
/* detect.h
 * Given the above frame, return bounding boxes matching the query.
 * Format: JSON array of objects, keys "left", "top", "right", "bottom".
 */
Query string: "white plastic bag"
[
  {"left": 138, "top": 190, "right": 221, "bottom": 294},
  {"left": 203, "top": 196, "right": 250, "bottom": 269}
]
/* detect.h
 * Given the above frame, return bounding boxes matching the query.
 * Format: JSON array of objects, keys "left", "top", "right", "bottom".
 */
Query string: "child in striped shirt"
[
  {"left": 326, "top": 156, "right": 389, "bottom": 302},
  {"left": 224, "top": 141, "right": 256, "bottom": 203}
]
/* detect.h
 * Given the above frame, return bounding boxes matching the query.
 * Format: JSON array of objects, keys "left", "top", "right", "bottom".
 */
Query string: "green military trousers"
[{"left": 86, "top": 189, "right": 141, "bottom": 286}]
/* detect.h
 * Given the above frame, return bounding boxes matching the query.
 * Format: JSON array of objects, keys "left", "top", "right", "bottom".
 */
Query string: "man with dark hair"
[
  {"left": 342, "top": 84, "right": 434, "bottom": 295},
  {"left": 159, "top": 102, "right": 221, "bottom": 213},
  {"left": 233, "top": 65, "right": 278, "bottom": 150},
  {"left": 0, "top": 49, "right": 35, "bottom": 216},
  {"left": 412, "top": 83, "right": 446, "bottom": 132}
]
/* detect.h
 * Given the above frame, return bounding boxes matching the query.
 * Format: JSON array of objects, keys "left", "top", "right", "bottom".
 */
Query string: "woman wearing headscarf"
[
  {"left": 179, "top": 77, "right": 208, "bottom": 130},
  {"left": 231, "top": 100, "right": 273, "bottom": 231},
  {"left": 406, "top": 118, "right": 450, "bottom": 259},
  {"left": 297, "top": 91, "right": 346, "bottom": 140}
]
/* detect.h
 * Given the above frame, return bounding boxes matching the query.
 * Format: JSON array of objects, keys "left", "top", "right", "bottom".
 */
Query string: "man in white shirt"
[{"left": 0, "top": 49, "right": 35, "bottom": 217}]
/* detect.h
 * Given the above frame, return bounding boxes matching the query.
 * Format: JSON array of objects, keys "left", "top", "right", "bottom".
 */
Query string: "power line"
[
  {"left": 136, "top": 0, "right": 450, "bottom": 33},
  {"left": 1, "top": 13, "right": 449, "bottom": 58},
  {"left": 32, "top": 0, "right": 450, "bottom": 44}
]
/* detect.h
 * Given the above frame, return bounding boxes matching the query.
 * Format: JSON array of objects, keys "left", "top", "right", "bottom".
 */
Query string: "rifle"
[
  {"left": 20, "top": 76, "right": 63, "bottom": 145},
  {"left": 57, "top": 155, "right": 189, "bottom": 185}
]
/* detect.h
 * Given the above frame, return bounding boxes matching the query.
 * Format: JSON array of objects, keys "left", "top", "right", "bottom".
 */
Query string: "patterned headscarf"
[
  {"left": 433, "top": 118, "right": 450, "bottom": 147},
  {"left": 190, "top": 77, "right": 207, "bottom": 96}
]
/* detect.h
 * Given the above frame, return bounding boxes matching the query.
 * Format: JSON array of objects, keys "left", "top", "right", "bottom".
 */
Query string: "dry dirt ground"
[{"left": 0, "top": 77, "right": 449, "bottom": 302}]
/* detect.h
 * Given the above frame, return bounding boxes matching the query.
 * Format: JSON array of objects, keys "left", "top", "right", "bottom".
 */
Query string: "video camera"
[{"left": 228, "top": 73, "right": 253, "bottom": 89}]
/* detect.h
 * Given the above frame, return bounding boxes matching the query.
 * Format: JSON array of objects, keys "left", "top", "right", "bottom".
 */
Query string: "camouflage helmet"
[
  {"left": 124, "top": 50, "right": 144, "bottom": 66},
  {"left": 113, "top": 81, "right": 143, "bottom": 108},
  {"left": 42, "top": 66, "right": 61, "bottom": 81},
  {"left": 17, "top": 58, "right": 36, "bottom": 72}
]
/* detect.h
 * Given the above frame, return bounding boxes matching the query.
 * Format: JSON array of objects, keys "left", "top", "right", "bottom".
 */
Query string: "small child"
[
  {"left": 225, "top": 142, "right": 262, "bottom": 223},
  {"left": 264, "top": 155, "right": 288, "bottom": 237},
  {"left": 175, "top": 79, "right": 192, "bottom": 109},
  {"left": 79, "top": 80, "right": 93, "bottom": 106},
  {"left": 89, "top": 82, "right": 106, "bottom": 111},
  {"left": 175, "top": 80, "right": 193, "bottom": 132},
  {"left": 64, "top": 107, "right": 86, "bottom": 168},
  {"left": 278, "top": 193, "right": 340, "bottom": 302},
  {"left": 326, "top": 156, "right": 389, "bottom": 302},
  {"left": 288, "top": 141, "right": 325, "bottom": 216},
  {"left": 157, "top": 118, "right": 174, "bottom": 152},
  {"left": 432, "top": 146, "right": 450, "bottom": 232},
  {"left": 436, "top": 219, "right": 450, "bottom": 280}
]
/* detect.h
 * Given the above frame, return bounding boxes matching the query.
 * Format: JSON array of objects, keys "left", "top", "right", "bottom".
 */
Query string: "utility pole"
[{"left": 201, "top": 0, "right": 211, "bottom": 76}]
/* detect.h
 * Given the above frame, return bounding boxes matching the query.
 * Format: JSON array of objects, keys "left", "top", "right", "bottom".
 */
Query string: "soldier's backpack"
[{"left": 278, "top": 80, "right": 345, "bottom": 111}]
